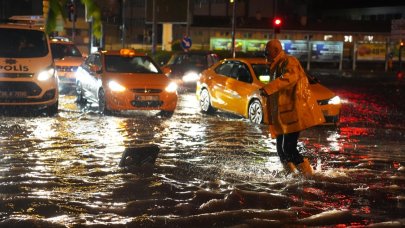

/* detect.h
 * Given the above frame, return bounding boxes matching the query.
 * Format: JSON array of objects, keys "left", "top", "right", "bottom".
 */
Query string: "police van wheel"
[{"left": 45, "top": 100, "right": 59, "bottom": 116}]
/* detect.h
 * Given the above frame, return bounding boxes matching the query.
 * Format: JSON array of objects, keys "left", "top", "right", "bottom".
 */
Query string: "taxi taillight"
[{"left": 120, "top": 49, "right": 135, "bottom": 57}]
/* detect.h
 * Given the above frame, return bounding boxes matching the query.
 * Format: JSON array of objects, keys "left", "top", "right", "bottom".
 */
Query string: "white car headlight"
[
  {"left": 38, "top": 67, "right": 56, "bottom": 81},
  {"left": 182, "top": 71, "right": 199, "bottom": 82},
  {"left": 108, "top": 81, "right": 126, "bottom": 92},
  {"left": 328, "top": 96, "right": 341, "bottom": 105},
  {"left": 165, "top": 82, "right": 178, "bottom": 93}
]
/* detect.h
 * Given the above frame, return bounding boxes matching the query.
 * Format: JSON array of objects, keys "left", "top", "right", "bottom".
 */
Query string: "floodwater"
[{"left": 0, "top": 76, "right": 404, "bottom": 227}]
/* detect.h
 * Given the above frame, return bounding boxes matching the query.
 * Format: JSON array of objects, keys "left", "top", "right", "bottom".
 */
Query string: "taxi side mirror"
[{"left": 90, "top": 65, "right": 102, "bottom": 74}]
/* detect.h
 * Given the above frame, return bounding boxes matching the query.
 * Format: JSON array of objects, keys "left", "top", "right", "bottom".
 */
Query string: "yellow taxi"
[
  {"left": 75, "top": 49, "right": 178, "bottom": 116},
  {"left": 196, "top": 58, "right": 341, "bottom": 125},
  {"left": 50, "top": 37, "right": 85, "bottom": 92}
]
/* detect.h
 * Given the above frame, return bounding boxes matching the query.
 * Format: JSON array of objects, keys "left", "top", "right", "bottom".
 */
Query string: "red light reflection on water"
[{"left": 337, "top": 89, "right": 388, "bottom": 126}]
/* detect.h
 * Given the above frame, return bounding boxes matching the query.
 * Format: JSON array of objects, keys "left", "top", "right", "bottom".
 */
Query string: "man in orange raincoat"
[{"left": 261, "top": 39, "right": 325, "bottom": 177}]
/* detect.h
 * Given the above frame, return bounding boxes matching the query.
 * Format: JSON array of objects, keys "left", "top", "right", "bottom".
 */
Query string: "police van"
[{"left": 0, "top": 16, "right": 59, "bottom": 115}]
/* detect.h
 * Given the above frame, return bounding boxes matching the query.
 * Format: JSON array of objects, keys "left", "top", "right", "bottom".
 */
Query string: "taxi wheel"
[
  {"left": 200, "top": 89, "right": 215, "bottom": 113},
  {"left": 76, "top": 81, "right": 86, "bottom": 104},
  {"left": 98, "top": 89, "right": 111, "bottom": 115},
  {"left": 248, "top": 99, "right": 263, "bottom": 124}
]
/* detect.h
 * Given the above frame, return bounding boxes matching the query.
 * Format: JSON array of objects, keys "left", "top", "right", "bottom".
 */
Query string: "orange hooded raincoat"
[{"left": 263, "top": 51, "right": 325, "bottom": 138}]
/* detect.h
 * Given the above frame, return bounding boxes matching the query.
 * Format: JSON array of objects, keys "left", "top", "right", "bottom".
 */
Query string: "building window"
[
  {"left": 324, "top": 35, "right": 333, "bottom": 41},
  {"left": 344, "top": 35, "right": 352, "bottom": 43}
]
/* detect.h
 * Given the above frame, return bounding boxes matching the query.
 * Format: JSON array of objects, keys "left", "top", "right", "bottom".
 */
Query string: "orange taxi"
[
  {"left": 50, "top": 37, "right": 85, "bottom": 92},
  {"left": 196, "top": 58, "right": 341, "bottom": 125},
  {"left": 75, "top": 49, "right": 178, "bottom": 116}
]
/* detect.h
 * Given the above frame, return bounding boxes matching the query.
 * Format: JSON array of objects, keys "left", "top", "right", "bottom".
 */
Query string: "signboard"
[
  {"left": 311, "top": 41, "right": 343, "bottom": 62},
  {"left": 245, "top": 40, "right": 267, "bottom": 52},
  {"left": 391, "top": 19, "right": 405, "bottom": 39},
  {"left": 210, "top": 38, "right": 244, "bottom": 51},
  {"left": 145, "top": 0, "right": 188, "bottom": 24},
  {"left": 181, "top": 36, "right": 192, "bottom": 50},
  {"left": 356, "top": 42, "right": 386, "bottom": 61},
  {"left": 282, "top": 40, "right": 309, "bottom": 61},
  {"left": 209, "top": 38, "right": 343, "bottom": 63}
]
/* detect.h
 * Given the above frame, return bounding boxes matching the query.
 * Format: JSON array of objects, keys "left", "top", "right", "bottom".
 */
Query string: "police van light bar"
[{"left": 8, "top": 15, "right": 45, "bottom": 27}]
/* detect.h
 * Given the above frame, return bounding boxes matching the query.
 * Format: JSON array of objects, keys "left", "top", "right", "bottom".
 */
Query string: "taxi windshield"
[
  {"left": 251, "top": 64, "right": 270, "bottom": 80},
  {"left": 167, "top": 53, "right": 207, "bottom": 66},
  {"left": 51, "top": 43, "right": 82, "bottom": 59},
  {"left": 0, "top": 28, "right": 49, "bottom": 58},
  {"left": 105, "top": 55, "right": 161, "bottom": 74}
]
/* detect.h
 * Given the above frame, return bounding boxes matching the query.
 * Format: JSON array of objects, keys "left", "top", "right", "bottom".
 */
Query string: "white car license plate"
[{"left": 135, "top": 95, "right": 159, "bottom": 101}]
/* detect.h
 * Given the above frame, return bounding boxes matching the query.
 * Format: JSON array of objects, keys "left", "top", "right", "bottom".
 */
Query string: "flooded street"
[{"left": 0, "top": 76, "right": 404, "bottom": 227}]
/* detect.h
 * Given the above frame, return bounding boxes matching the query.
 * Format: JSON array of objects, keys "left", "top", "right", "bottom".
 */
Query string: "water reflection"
[{"left": 0, "top": 82, "right": 404, "bottom": 227}]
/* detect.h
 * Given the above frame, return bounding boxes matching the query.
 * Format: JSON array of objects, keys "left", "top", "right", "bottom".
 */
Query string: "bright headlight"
[
  {"left": 165, "top": 82, "right": 178, "bottom": 93},
  {"left": 108, "top": 81, "right": 126, "bottom": 92},
  {"left": 38, "top": 68, "right": 55, "bottom": 81},
  {"left": 182, "top": 71, "right": 199, "bottom": 82},
  {"left": 328, "top": 96, "right": 341, "bottom": 105}
]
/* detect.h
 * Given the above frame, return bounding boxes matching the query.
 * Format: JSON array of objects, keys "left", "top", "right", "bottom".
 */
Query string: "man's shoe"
[
  {"left": 297, "top": 158, "right": 314, "bottom": 177},
  {"left": 283, "top": 162, "right": 298, "bottom": 174}
]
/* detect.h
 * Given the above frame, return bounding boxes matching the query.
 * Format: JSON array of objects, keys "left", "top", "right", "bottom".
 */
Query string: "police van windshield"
[{"left": 0, "top": 28, "right": 49, "bottom": 58}]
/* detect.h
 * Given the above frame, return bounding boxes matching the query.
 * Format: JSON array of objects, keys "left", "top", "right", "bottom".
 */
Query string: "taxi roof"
[
  {"left": 50, "top": 37, "right": 72, "bottom": 43},
  {"left": 100, "top": 49, "right": 147, "bottom": 57},
  {"left": 223, "top": 57, "right": 269, "bottom": 64}
]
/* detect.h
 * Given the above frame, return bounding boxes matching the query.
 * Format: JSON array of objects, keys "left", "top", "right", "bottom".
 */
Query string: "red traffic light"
[
  {"left": 273, "top": 18, "right": 282, "bottom": 26},
  {"left": 273, "top": 17, "right": 282, "bottom": 34}
]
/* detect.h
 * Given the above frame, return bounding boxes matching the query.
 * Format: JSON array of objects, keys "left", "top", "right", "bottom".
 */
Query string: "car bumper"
[
  {"left": 106, "top": 90, "right": 178, "bottom": 112},
  {"left": 0, "top": 79, "right": 58, "bottom": 108},
  {"left": 320, "top": 103, "right": 341, "bottom": 124},
  {"left": 58, "top": 71, "right": 76, "bottom": 88},
  {"left": 172, "top": 78, "right": 197, "bottom": 91}
]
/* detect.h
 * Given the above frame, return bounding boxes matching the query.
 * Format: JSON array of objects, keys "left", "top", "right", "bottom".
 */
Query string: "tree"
[{"left": 45, "top": 0, "right": 102, "bottom": 38}]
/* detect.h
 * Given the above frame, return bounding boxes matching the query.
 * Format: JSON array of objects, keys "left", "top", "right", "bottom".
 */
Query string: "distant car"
[
  {"left": 50, "top": 37, "right": 85, "bottom": 92},
  {"left": 196, "top": 58, "right": 341, "bottom": 125},
  {"left": 75, "top": 49, "right": 178, "bottom": 116},
  {"left": 163, "top": 51, "right": 220, "bottom": 91}
]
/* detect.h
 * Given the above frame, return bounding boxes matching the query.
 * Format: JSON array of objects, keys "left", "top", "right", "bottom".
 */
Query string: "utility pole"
[
  {"left": 152, "top": 0, "right": 157, "bottom": 55},
  {"left": 186, "top": 0, "right": 190, "bottom": 37},
  {"left": 121, "top": 0, "right": 126, "bottom": 48},
  {"left": 230, "top": 0, "right": 236, "bottom": 58}
]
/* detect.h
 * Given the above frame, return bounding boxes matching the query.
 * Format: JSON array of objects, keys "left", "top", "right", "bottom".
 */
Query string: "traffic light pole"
[{"left": 398, "top": 45, "right": 403, "bottom": 72}]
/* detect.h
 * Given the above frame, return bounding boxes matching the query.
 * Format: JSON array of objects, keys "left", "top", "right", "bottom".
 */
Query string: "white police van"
[{"left": 0, "top": 16, "right": 59, "bottom": 115}]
